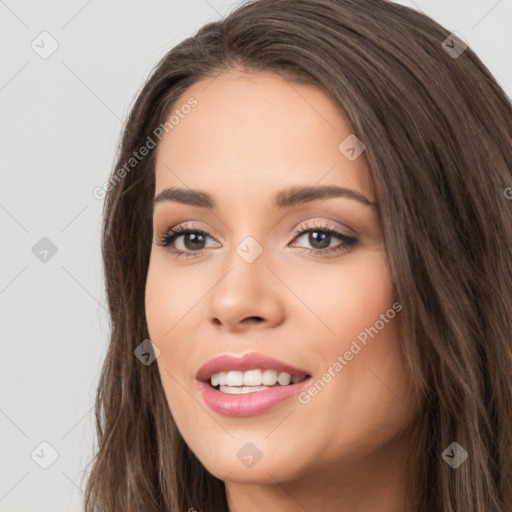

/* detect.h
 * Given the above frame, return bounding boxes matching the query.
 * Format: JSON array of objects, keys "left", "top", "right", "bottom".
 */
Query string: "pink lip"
[
  {"left": 199, "top": 380, "right": 310, "bottom": 416},
  {"left": 196, "top": 352, "right": 311, "bottom": 417}
]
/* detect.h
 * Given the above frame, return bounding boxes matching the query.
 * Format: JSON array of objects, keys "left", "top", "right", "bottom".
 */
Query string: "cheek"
[
  {"left": 145, "top": 260, "right": 184, "bottom": 402},
  {"left": 285, "top": 251, "right": 412, "bottom": 454},
  {"left": 290, "top": 248, "right": 396, "bottom": 343},
  {"left": 144, "top": 255, "right": 207, "bottom": 340},
  {"left": 144, "top": 256, "right": 207, "bottom": 417}
]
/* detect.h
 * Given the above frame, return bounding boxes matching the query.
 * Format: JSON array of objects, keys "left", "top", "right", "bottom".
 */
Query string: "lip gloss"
[{"left": 199, "top": 379, "right": 309, "bottom": 416}]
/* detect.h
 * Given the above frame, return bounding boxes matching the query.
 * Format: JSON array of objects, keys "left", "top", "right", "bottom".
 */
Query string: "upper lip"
[{"left": 196, "top": 352, "right": 311, "bottom": 382}]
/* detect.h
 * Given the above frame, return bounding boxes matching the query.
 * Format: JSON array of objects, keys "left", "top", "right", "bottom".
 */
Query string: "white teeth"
[
  {"left": 225, "top": 371, "right": 244, "bottom": 386},
  {"left": 211, "top": 372, "right": 221, "bottom": 387},
  {"left": 219, "top": 385, "right": 268, "bottom": 394},
  {"left": 277, "top": 372, "right": 292, "bottom": 385},
  {"left": 262, "top": 369, "right": 278, "bottom": 385},
  {"left": 243, "top": 369, "right": 263, "bottom": 386},
  {"left": 211, "top": 372, "right": 227, "bottom": 386},
  {"left": 209, "top": 369, "right": 307, "bottom": 389}
]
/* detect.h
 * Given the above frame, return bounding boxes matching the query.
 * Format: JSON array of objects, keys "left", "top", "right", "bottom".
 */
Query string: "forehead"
[{"left": 153, "top": 70, "right": 374, "bottom": 203}]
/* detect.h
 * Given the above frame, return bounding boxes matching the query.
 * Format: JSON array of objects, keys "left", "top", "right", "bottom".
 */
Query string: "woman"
[{"left": 84, "top": 0, "right": 512, "bottom": 510}]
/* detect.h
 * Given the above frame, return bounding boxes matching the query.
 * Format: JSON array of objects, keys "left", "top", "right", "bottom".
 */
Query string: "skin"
[{"left": 145, "top": 69, "right": 420, "bottom": 512}]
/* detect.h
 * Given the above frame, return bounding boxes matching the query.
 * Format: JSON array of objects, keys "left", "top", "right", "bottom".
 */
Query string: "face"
[{"left": 145, "top": 69, "right": 417, "bottom": 486}]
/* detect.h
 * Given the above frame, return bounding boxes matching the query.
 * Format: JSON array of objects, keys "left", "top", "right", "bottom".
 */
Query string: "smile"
[
  {"left": 211, "top": 369, "right": 307, "bottom": 392},
  {"left": 197, "top": 353, "right": 312, "bottom": 416}
]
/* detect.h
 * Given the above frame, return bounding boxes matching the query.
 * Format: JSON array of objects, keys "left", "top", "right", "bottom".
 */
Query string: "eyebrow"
[{"left": 151, "top": 185, "right": 378, "bottom": 211}]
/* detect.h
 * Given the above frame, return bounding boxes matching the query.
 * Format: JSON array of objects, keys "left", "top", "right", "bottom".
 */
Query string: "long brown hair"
[{"left": 83, "top": 0, "right": 512, "bottom": 510}]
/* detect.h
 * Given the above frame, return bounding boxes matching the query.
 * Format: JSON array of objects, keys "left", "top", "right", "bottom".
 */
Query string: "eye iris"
[
  {"left": 309, "top": 230, "right": 330, "bottom": 249},
  {"left": 184, "top": 233, "right": 205, "bottom": 250}
]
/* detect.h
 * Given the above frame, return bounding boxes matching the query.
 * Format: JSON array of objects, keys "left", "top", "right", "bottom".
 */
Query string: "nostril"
[{"left": 243, "top": 316, "right": 264, "bottom": 324}]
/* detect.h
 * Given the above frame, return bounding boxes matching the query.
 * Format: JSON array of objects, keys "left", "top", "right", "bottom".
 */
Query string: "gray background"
[{"left": 1, "top": 0, "right": 510, "bottom": 510}]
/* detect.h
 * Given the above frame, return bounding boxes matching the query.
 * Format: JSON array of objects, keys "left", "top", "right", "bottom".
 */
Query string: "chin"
[{"left": 202, "top": 455, "right": 302, "bottom": 485}]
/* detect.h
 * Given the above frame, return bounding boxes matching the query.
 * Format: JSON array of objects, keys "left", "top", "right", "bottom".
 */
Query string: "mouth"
[
  {"left": 208, "top": 369, "right": 309, "bottom": 394},
  {"left": 196, "top": 352, "right": 312, "bottom": 416}
]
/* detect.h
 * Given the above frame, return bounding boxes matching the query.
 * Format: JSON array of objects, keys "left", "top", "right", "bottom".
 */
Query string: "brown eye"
[
  {"left": 155, "top": 224, "right": 220, "bottom": 258},
  {"left": 306, "top": 230, "right": 331, "bottom": 250},
  {"left": 290, "top": 222, "right": 358, "bottom": 256},
  {"left": 179, "top": 232, "right": 207, "bottom": 251}
]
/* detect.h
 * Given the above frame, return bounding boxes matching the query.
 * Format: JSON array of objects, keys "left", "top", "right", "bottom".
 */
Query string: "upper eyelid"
[
  {"left": 162, "top": 220, "right": 353, "bottom": 244},
  {"left": 167, "top": 220, "right": 343, "bottom": 232},
  {"left": 168, "top": 221, "right": 222, "bottom": 238}
]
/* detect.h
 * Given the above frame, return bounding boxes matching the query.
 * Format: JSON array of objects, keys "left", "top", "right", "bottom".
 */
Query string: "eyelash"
[{"left": 154, "top": 221, "right": 358, "bottom": 259}]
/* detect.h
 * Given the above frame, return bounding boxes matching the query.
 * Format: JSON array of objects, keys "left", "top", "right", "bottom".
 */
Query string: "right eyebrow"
[{"left": 152, "top": 187, "right": 214, "bottom": 209}]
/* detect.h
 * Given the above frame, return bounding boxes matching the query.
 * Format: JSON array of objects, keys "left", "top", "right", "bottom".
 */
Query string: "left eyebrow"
[
  {"left": 273, "top": 185, "right": 378, "bottom": 208},
  {"left": 150, "top": 184, "right": 378, "bottom": 213}
]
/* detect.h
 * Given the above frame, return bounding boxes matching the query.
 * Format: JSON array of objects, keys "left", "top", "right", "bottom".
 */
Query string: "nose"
[{"left": 207, "top": 247, "right": 285, "bottom": 333}]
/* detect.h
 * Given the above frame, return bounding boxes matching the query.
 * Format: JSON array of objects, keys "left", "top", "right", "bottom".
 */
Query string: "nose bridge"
[
  {"left": 219, "top": 210, "right": 270, "bottom": 274},
  {"left": 206, "top": 230, "right": 285, "bottom": 330}
]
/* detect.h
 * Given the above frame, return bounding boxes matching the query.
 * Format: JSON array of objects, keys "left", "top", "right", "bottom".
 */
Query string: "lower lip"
[{"left": 199, "top": 379, "right": 310, "bottom": 417}]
